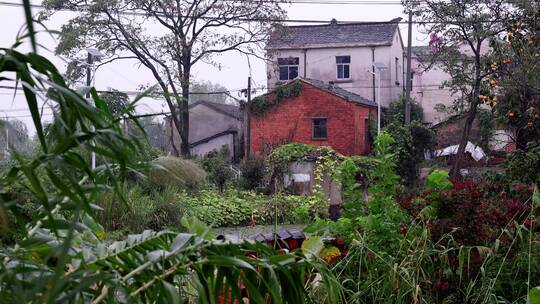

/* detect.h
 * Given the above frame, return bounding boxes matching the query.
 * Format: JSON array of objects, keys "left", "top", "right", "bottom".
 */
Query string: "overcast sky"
[{"left": 0, "top": 0, "right": 429, "bottom": 135}]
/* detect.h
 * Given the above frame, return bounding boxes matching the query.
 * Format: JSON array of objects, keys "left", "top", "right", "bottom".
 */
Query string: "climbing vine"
[{"left": 250, "top": 80, "right": 303, "bottom": 116}]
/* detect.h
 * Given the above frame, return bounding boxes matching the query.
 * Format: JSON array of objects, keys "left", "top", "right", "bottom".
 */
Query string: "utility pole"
[
  {"left": 404, "top": 10, "right": 413, "bottom": 124},
  {"left": 244, "top": 77, "right": 252, "bottom": 159},
  {"left": 85, "top": 52, "right": 96, "bottom": 170}
]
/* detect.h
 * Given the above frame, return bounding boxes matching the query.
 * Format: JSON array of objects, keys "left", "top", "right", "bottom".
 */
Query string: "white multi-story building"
[{"left": 266, "top": 18, "right": 405, "bottom": 108}]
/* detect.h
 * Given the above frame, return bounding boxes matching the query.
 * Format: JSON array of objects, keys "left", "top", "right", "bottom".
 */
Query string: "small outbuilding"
[
  {"left": 168, "top": 101, "right": 243, "bottom": 161},
  {"left": 249, "top": 78, "right": 377, "bottom": 156}
]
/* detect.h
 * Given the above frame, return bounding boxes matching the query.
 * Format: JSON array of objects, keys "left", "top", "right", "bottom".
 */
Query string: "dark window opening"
[
  {"left": 395, "top": 57, "right": 400, "bottom": 85},
  {"left": 336, "top": 56, "right": 351, "bottom": 79},
  {"left": 278, "top": 57, "right": 300, "bottom": 81},
  {"left": 312, "top": 118, "right": 328, "bottom": 140}
]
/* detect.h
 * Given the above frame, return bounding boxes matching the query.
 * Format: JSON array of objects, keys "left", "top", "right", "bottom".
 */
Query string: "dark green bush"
[
  {"left": 200, "top": 146, "right": 233, "bottom": 192},
  {"left": 239, "top": 156, "right": 266, "bottom": 190},
  {"left": 385, "top": 121, "right": 436, "bottom": 186},
  {"left": 382, "top": 95, "right": 424, "bottom": 126},
  {"left": 505, "top": 141, "right": 540, "bottom": 184},
  {"left": 96, "top": 185, "right": 187, "bottom": 233},
  {"left": 147, "top": 156, "right": 206, "bottom": 190}
]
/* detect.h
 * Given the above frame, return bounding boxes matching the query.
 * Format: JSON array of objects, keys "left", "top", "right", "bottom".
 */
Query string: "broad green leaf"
[
  {"left": 301, "top": 236, "right": 325, "bottom": 257},
  {"left": 162, "top": 281, "right": 181, "bottom": 304},
  {"left": 170, "top": 233, "right": 192, "bottom": 252},
  {"left": 530, "top": 286, "right": 540, "bottom": 304}
]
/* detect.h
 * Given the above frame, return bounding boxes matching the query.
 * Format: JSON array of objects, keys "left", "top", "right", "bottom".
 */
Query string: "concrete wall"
[
  {"left": 267, "top": 32, "right": 404, "bottom": 108},
  {"left": 410, "top": 59, "right": 456, "bottom": 125},
  {"left": 285, "top": 161, "right": 342, "bottom": 206},
  {"left": 170, "top": 103, "right": 243, "bottom": 160},
  {"left": 190, "top": 133, "right": 236, "bottom": 158}
]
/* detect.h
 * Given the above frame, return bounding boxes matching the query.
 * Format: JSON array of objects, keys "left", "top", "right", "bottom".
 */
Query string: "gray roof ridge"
[{"left": 282, "top": 20, "right": 400, "bottom": 29}]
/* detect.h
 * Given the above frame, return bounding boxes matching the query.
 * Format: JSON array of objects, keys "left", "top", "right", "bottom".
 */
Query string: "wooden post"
[
  {"left": 244, "top": 77, "right": 252, "bottom": 159},
  {"left": 405, "top": 10, "right": 413, "bottom": 124}
]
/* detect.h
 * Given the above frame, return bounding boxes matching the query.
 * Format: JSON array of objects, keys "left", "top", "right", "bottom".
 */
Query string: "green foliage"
[
  {"left": 267, "top": 142, "right": 314, "bottom": 163},
  {"left": 189, "top": 80, "right": 230, "bottom": 104},
  {"left": 183, "top": 189, "right": 325, "bottom": 227},
  {"left": 200, "top": 146, "right": 233, "bottom": 192},
  {"left": 0, "top": 9, "right": 340, "bottom": 303},
  {"left": 266, "top": 143, "right": 340, "bottom": 184},
  {"left": 505, "top": 142, "right": 540, "bottom": 184},
  {"left": 250, "top": 80, "right": 302, "bottom": 116},
  {"left": 308, "top": 132, "right": 407, "bottom": 249},
  {"left": 383, "top": 95, "right": 424, "bottom": 126},
  {"left": 238, "top": 156, "right": 266, "bottom": 190},
  {"left": 148, "top": 156, "right": 207, "bottom": 190},
  {"left": 489, "top": 1, "right": 540, "bottom": 147},
  {"left": 183, "top": 189, "right": 266, "bottom": 227},
  {"left": 477, "top": 108, "right": 495, "bottom": 151},
  {"left": 384, "top": 121, "right": 436, "bottom": 186},
  {"left": 96, "top": 185, "right": 187, "bottom": 233},
  {"left": 426, "top": 169, "right": 453, "bottom": 191},
  {"left": 531, "top": 287, "right": 540, "bottom": 304}
]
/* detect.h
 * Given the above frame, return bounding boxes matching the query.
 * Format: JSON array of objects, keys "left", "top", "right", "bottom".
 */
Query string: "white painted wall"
[
  {"left": 267, "top": 32, "right": 404, "bottom": 108},
  {"left": 410, "top": 59, "right": 456, "bottom": 124},
  {"left": 190, "top": 133, "right": 236, "bottom": 158}
]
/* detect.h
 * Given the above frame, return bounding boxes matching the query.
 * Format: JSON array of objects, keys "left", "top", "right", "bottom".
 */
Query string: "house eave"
[{"left": 266, "top": 41, "right": 393, "bottom": 51}]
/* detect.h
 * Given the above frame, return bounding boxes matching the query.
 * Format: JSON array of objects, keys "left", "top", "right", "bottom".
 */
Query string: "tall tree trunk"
[
  {"left": 180, "top": 75, "right": 190, "bottom": 157},
  {"left": 450, "top": 101, "right": 479, "bottom": 178}
]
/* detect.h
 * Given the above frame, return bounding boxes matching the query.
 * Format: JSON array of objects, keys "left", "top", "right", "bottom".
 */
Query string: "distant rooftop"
[
  {"left": 267, "top": 18, "right": 401, "bottom": 50},
  {"left": 302, "top": 78, "right": 377, "bottom": 107},
  {"left": 190, "top": 100, "right": 241, "bottom": 120}
]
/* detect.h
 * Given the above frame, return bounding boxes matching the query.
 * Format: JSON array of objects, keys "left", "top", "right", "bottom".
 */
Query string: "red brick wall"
[{"left": 250, "top": 82, "right": 376, "bottom": 156}]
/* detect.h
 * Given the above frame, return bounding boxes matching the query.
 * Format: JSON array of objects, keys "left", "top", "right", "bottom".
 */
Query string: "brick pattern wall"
[
  {"left": 433, "top": 116, "right": 481, "bottom": 149},
  {"left": 250, "top": 82, "right": 375, "bottom": 156}
]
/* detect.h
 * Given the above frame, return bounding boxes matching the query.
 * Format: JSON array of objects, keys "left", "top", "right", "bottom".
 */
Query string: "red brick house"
[{"left": 250, "top": 78, "right": 377, "bottom": 156}]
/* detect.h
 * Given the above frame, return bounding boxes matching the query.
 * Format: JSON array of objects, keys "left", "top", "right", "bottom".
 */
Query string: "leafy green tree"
[
  {"left": 99, "top": 89, "right": 130, "bottom": 116},
  {"left": 190, "top": 81, "right": 230, "bottom": 104},
  {"left": 201, "top": 146, "right": 233, "bottom": 192},
  {"left": 42, "top": 0, "right": 285, "bottom": 157},
  {"left": 0, "top": 118, "right": 32, "bottom": 159},
  {"left": 385, "top": 121, "right": 436, "bottom": 186},
  {"left": 0, "top": 4, "right": 340, "bottom": 302},
  {"left": 409, "top": 0, "right": 511, "bottom": 177},
  {"left": 488, "top": 1, "right": 540, "bottom": 148},
  {"left": 383, "top": 95, "right": 424, "bottom": 126}
]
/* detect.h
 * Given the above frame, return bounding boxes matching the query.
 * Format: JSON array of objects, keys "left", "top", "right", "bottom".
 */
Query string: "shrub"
[
  {"left": 147, "top": 156, "right": 206, "bottom": 190},
  {"left": 385, "top": 121, "right": 436, "bottom": 186},
  {"left": 239, "top": 156, "right": 266, "bottom": 190},
  {"left": 401, "top": 178, "right": 534, "bottom": 246},
  {"left": 200, "top": 146, "right": 233, "bottom": 192},
  {"left": 505, "top": 141, "right": 540, "bottom": 184},
  {"left": 183, "top": 189, "right": 269, "bottom": 227},
  {"left": 96, "top": 185, "right": 187, "bottom": 233},
  {"left": 382, "top": 95, "right": 424, "bottom": 126}
]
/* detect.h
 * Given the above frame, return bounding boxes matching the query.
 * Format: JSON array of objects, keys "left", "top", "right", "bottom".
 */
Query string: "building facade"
[
  {"left": 250, "top": 79, "right": 377, "bottom": 156},
  {"left": 168, "top": 101, "right": 243, "bottom": 160},
  {"left": 266, "top": 18, "right": 404, "bottom": 108}
]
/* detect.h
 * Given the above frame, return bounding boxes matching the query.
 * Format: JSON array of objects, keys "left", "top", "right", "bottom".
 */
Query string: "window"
[
  {"left": 336, "top": 56, "right": 351, "bottom": 79},
  {"left": 278, "top": 57, "right": 299, "bottom": 81},
  {"left": 395, "top": 57, "right": 400, "bottom": 85},
  {"left": 312, "top": 118, "right": 328, "bottom": 140}
]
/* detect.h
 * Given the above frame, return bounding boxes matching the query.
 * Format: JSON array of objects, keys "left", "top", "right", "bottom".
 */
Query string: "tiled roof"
[
  {"left": 302, "top": 78, "right": 377, "bottom": 107},
  {"left": 190, "top": 100, "right": 242, "bottom": 119},
  {"left": 268, "top": 19, "right": 400, "bottom": 49}
]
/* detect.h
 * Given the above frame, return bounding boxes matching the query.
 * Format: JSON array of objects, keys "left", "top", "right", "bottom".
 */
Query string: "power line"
[
  {"left": 0, "top": 1, "right": 515, "bottom": 25},
  {"left": 0, "top": 85, "right": 264, "bottom": 96}
]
